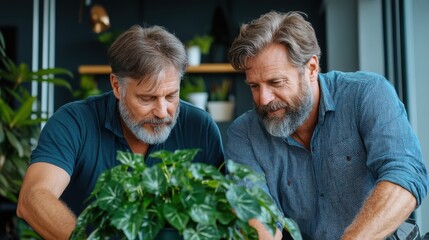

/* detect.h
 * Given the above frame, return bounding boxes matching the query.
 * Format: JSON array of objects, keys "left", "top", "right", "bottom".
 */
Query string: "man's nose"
[
  {"left": 152, "top": 98, "right": 168, "bottom": 119},
  {"left": 258, "top": 87, "right": 275, "bottom": 106}
]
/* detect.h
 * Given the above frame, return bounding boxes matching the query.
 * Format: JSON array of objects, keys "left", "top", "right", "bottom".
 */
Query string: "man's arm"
[
  {"left": 341, "top": 181, "right": 416, "bottom": 240},
  {"left": 249, "top": 218, "right": 283, "bottom": 240},
  {"left": 17, "top": 162, "right": 76, "bottom": 240}
]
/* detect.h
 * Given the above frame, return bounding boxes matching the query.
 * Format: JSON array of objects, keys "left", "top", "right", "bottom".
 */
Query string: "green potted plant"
[
  {"left": 180, "top": 75, "right": 208, "bottom": 110},
  {"left": 207, "top": 79, "right": 234, "bottom": 122},
  {"left": 70, "top": 149, "right": 302, "bottom": 240},
  {"left": 186, "top": 34, "right": 214, "bottom": 66},
  {"left": 72, "top": 74, "right": 102, "bottom": 100},
  {"left": 0, "top": 31, "right": 72, "bottom": 238}
]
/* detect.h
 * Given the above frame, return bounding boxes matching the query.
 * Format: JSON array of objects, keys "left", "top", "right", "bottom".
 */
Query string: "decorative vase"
[
  {"left": 186, "top": 46, "right": 201, "bottom": 66},
  {"left": 207, "top": 101, "right": 235, "bottom": 122},
  {"left": 187, "top": 92, "right": 208, "bottom": 110}
]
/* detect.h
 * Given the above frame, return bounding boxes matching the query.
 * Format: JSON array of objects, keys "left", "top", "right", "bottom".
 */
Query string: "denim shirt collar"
[{"left": 317, "top": 73, "right": 335, "bottom": 125}]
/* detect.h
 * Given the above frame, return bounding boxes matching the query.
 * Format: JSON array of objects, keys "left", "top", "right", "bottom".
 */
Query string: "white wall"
[
  {"left": 409, "top": 0, "right": 429, "bottom": 234},
  {"left": 325, "top": 0, "right": 358, "bottom": 71}
]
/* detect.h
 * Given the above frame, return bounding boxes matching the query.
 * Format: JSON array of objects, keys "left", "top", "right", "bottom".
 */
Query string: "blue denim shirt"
[{"left": 225, "top": 71, "right": 429, "bottom": 239}]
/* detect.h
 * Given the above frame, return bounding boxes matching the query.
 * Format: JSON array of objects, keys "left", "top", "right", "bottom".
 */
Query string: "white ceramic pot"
[
  {"left": 207, "top": 101, "right": 235, "bottom": 122},
  {"left": 187, "top": 92, "right": 208, "bottom": 110},
  {"left": 187, "top": 46, "right": 201, "bottom": 66}
]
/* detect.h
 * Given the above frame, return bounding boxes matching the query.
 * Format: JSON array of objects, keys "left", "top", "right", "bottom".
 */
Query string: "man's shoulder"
[
  {"left": 52, "top": 91, "right": 114, "bottom": 124},
  {"left": 322, "top": 70, "right": 388, "bottom": 85}
]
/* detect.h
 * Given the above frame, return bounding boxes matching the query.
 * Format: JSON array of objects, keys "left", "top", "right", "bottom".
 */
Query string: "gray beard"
[
  {"left": 118, "top": 100, "right": 179, "bottom": 145},
  {"left": 256, "top": 81, "right": 313, "bottom": 138}
]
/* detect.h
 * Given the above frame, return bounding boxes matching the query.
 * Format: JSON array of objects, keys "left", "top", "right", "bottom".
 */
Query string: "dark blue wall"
[{"left": 0, "top": 0, "right": 325, "bottom": 112}]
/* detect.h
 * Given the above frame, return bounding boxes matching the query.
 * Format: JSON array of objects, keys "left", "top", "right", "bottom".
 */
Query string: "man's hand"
[{"left": 249, "top": 218, "right": 283, "bottom": 240}]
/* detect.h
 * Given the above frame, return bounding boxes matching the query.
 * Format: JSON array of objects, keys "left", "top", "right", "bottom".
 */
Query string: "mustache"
[
  {"left": 256, "top": 101, "right": 289, "bottom": 113},
  {"left": 140, "top": 117, "right": 172, "bottom": 125}
]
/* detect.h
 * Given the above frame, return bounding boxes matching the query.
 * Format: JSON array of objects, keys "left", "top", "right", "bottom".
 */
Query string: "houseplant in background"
[
  {"left": 207, "top": 79, "right": 235, "bottom": 122},
  {"left": 70, "top": 149, "right": 302, "bottom": 240},
  {"left": 185, "top": 34, "right": 214, "bottom": 66},
  {"left": 179, "top": 75, "right": 208, "bottom": 110},
  {"left": 0, "top": 31, "right": 72, "bottom": 238},
  {"left": 72, "top": 74, "right": 102, "bottom": 100}
]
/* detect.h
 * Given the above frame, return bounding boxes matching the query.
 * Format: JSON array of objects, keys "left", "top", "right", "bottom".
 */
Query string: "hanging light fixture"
[{"left": 90, "top": 4, "right": 110, "bottom": 33}]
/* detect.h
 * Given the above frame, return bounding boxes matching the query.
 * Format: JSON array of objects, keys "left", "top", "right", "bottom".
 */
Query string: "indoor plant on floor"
[
  {"left": 70, "top": 149, "right": 302, "bottom": 240},
  {"left": 0, "top": 31, "right": 72, "bottom": 238}
]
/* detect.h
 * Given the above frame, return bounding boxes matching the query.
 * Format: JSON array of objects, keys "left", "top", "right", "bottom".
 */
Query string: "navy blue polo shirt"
[{"left": 30, "top": 91, "right": 224, "bottom": 216}]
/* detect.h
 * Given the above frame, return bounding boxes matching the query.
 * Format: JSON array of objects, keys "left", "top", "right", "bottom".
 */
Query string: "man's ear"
[
  {"left": 307, "top": 55, "right": 319, "bottom": 81},
  {"left": 110, "top": 74, "right": 121, "bottom": 99}
]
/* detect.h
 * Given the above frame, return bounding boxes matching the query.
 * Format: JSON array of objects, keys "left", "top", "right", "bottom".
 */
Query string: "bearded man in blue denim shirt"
[{"left": 226, "top": 11, "right": 429, "bottom": 240}]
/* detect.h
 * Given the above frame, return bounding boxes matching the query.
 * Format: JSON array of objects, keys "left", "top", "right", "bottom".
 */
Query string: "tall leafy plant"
[
  {"left": 71, "top": 149, "right": 302, "bottom": 240},
  {"left": 0, "top": 31, "right": 72, "bottom": 203}
]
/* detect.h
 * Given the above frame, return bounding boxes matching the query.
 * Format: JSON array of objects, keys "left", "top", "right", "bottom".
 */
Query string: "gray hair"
[
  {"left": 228, "top": 11, "right": 321, "bottom": 71},
  {"left": 108, "top": 25, "right": 187, "bottom": 86}
]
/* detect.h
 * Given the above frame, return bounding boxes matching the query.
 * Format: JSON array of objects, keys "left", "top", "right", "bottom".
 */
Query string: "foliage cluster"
[
  {"left": 71, "top": 149, "right": 302, "bottom": 240},
  {"left": 186, "top": 35, "right": 214, "bottom": 55},
  {"left": 0, "top": 31, "right": 72, "bottom": 202},
  {"left": 210, "top": 79, "right": 232, "bottom": 101},
  {"left": 179, "top": 75, "right": 206, "bottom": 101}
]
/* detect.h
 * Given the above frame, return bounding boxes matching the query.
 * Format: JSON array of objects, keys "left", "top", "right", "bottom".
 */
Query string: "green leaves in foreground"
[{"left": 70, "top": 149, "right": 302, "bottom": 240}]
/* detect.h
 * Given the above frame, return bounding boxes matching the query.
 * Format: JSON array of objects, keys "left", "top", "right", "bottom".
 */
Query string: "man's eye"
[
  {"left": 249, "top": 84, "right": 259, "bottom": 89},
  {"left": 166, "top": 95, "right": 178, "bottom": 101},
  {"left": 271, "top": 81, "right": 284, "bottom": 86},
  {"left": 140, "top": 97, "right": 154, "bottom": 102}
]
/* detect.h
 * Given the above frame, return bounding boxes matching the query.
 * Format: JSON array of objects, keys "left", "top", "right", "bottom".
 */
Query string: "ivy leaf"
[
  {"left": 189, "top": 163, "right": 223, "bottom": 181},
  {"left": 97, "top": 180, "right": 124, "bottom": 211},
  {"left": 282, "top": 217, "right": 303, "bottom": 240},
  {"left": 226, "top": 185, "right": 260, "bottom": 221},
  {"left": 163, "top": 203, "right": 189, "bottom": 231},
  {"left": 142, "top": 165, "right": 167, "bottom": 194},
  {"left": 111, "top": 203, "right": 142, "bottom": 240},
  {"left": 226, "top": 160, "right": 264, "bottom": 183},
  {"left": 183, "top": 224, "right": 221, "bottom": 240},
  {"left": 116, "top": 151, "right": 144, "bottom": 169},
  {"left": 140, "top": 204, "right": 165, "bottom": 240},
  {"left": 181, "top": 185, "right": 206, "bottom": 207},
  {"left": 188, "top": 203, "right": 218, "bottom": 225}
]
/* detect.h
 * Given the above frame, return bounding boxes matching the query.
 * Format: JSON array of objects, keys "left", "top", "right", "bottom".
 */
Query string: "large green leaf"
[
  {"left": 140, "top": 205, "right": 164, "bottom": 240},
  {"left": 283, "top": 217, "right": 303, "bottom": 240},
  {"left": 183, "top": 224, "right": 221, "bottom": 240},
  {"left": 4, "top": 128, "right": 24, "bottom": 157},
  {"left": 141, "top": 165, "right": 167, "bottom": 194},
  {"left": 226, "top": 185, "right": 260, "bottom": 221},
  {"left": 226, "top": 160, "right": 264, "bottom": 183},
  {"left": 111, "top": 203, "right": 143, "bottom": 240},
  {"left": 0, "top": 98, "right": 13, "bottom": 123},
  {"left": 188, "top": 203, "right": 218, "bottom": 225},
  {"left": 163, "top": 203, "right": 189, "bottom": 231},
  {"left": 9, "top": 97, "right": 35, "bottom": 128},
  {"left": 97, "top": 180, "right": 124, "bottom": 211}
]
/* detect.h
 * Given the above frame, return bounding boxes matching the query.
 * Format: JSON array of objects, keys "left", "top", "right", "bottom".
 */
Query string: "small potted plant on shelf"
[
  {"left": 185, "top": 34, "right": 214, "bottom": 66},
  {"left": 70, "top": 149, "right": 302, "bottom": 240},
  {"left": 207, "top": 79, "right": 235, "bottom": 122},
  {"left": 179, "top": 75, "right": 208, "bottom": 110}
]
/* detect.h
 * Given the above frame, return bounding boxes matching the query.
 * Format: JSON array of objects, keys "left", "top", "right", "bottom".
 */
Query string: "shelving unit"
[{"left": 78, "top": 63, "right": 240, "bottom": 75}]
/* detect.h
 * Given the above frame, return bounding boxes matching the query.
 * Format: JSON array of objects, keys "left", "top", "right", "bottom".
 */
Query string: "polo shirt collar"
[{"left": 104, "top": 91, "right": 124, "bottom": 138}]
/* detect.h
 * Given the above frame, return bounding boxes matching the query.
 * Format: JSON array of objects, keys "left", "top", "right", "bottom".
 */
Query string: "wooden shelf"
[{"left": 78, "top": 63, "right": 240, "bottom": 75}]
